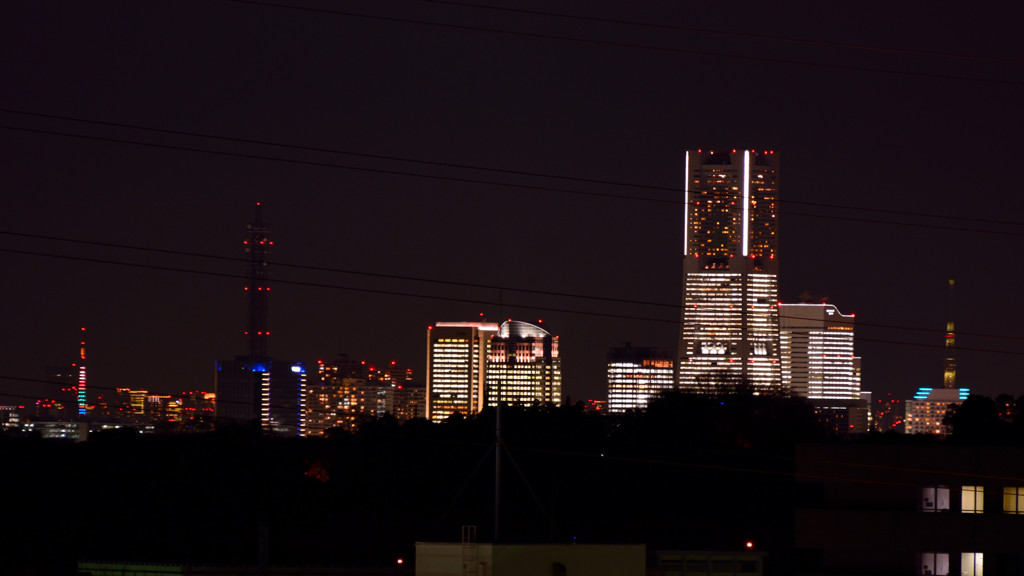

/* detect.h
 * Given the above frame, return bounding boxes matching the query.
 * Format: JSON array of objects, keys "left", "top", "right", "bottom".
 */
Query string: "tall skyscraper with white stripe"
[{"left": 677, "top": 149, "right": 782, "bottom": 394}]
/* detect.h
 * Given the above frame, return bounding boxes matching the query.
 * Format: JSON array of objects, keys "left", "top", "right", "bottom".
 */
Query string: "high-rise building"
[
  {"left": 307, "top": 356, "right": 424, "bottom": 432},
  {"left": 392, "top": 383, "right": 426, "bottom": 420},
  {"left": 485, "top": 320, "right": 562, "bottom": 408},
  {"left": 426, "top": 322, "right": 499, "bottom": 423},
  {"left": 779, "top": 303, "right": 867, "bottom": 433},
  {"left": 606, "top": 343, "right": 674, "bottom": 413},
  {"left": 677, "top": 149, "right": 782, "bottom": 394},
  {"left": 306, "top": 357, "right": 374, "bottom": 434},
  {"left": 779, "top": 304, "right": 860, "bottom": 399}
]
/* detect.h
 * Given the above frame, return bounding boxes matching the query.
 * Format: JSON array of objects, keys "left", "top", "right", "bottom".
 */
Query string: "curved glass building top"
[{"left": 498, "top": 320, "right": 551, "bottom": 339}]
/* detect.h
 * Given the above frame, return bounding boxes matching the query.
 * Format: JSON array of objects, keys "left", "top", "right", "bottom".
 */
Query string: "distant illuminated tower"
[
  {"left": 245, "top": 202, "right": 272, "bottom": 361},
  {"left": 216, "top": 203, "right": 305, "bottom": 433},
  {"left": 906, "top": 281, "right": 969, "bottom": 435},
  {"left": 77, "top": 327, "right": 87, "bottom": 416},
  {"left": 426, "top": 322, "right": 499, "bottom": 423},
  {"left": 677, "top": 149, "right": 782, "bottom": 394},
  {"left": 606, "top": 343, "right": 674, "bottom": 413},
  {"left": 485, "top": 320, "right": 562, "bottom": 407},
  {"left": 943, "top": 279, "right": 956, "bottom": 389}
]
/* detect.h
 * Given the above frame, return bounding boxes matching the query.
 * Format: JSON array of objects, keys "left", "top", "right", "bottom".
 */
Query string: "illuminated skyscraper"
[
  {"left": 677, "top": 149, "right": 782, "bottom": 394},
  {"left": 779, "top": 304, "right": 859, "bottom": 399},
  {"left": 485, "top": 320, "right": 562, "bottom": 408},
  {"left": 606, "top": 343, "right": 674, "bottom": 413},
  {"left": 426, "top": 322, "right": 499, "bottom": 423}
]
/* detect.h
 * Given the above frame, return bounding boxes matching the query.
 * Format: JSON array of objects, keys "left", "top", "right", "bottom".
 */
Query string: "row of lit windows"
[{"left": 921, "top": 485, "right": 1024, "bottom": 515}]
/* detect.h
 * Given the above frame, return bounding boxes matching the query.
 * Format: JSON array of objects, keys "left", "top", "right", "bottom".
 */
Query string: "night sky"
[{"left": 2, "top": 1, "right": 1022, "bottom": 407}]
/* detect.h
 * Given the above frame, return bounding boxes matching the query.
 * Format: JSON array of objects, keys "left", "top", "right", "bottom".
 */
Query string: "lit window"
[
  {"left": 922, "top": 486, "right": 950, "bottom": 512},
  {"left": 961, "top": 553, "right": 983, "bottom": 576},
  {"left": 962, "top": 486, "right": 984, "bottom": 514},
  {"left": 1004, "top": 487, "right": 1024, "bottom": 514},
  {"left": 920, "top": 552, "right": 949, "bottom": 575}
]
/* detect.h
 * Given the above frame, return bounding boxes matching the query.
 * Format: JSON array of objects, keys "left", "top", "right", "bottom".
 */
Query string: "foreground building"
[
  {"left": 796, "top": 443, "right": 1024, "bottom": 574},
  {"left": 606, "top": 343, "right": 674, "bottom": 413},
  {"left": 416, "top": 540, "right": 643, "bottom": 576},
  {"left": 677, "top": 149, "right": 782, "bottom": 394}
]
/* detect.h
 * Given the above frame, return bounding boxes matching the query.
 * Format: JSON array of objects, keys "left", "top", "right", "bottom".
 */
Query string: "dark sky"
[{"left": 2, "top": 0, "right": 1023, "bottom": 406}]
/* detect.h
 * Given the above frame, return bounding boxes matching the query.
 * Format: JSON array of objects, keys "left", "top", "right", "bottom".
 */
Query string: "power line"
[
  {"left": 0, "top": 246, "right": 679, "bottom": 325},
  {"left": 4, "top": 227, "right": 1024, "bottom": 343},
  {"left": 412, "top": 0, "right": 1024, "bottom": 66},
  {"left": 223, "top": 0, "right": 1024, "bottom": 87},
  {"left": 4, "top": 106, "right": 1024, "bottom": 230},
  {"left": 3, "top": 243, "right": 1024, "bottom": 356},
  {"left": 3, "top": 120, "right": 1024, "bottom": 239},
  {"left": 0, "top": 230, "right": 671, "bottom": 308}
]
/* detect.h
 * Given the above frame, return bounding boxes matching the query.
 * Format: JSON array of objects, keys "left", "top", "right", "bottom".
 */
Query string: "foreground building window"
[
  {"left": 921, "top": 486, "right": 950, "bottom": 512},
  {"left": 1003, "top": 487, "right": 1024, "bottom": 514},
  {"left": 961, "top": 553, "right": 983, "bottom": 576},
  {"left": 962, "top": 485, "right": 984, "bottom": 514},
  {"left": 920, "top": 552, "right": 949, "bottom": 575}
]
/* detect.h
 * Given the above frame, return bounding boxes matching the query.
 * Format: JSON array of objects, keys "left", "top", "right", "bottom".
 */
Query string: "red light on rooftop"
[{"left": 745, "top": 541, "right": 754, "bottom": 549}]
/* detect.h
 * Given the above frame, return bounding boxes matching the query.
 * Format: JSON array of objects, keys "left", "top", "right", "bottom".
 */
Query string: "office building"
[
  {"left": 677, "top": 149, "right": 782, "bottom": 394},
  {"left": 486, "top": 320, "right": 562, "bottom": 407},
  {"left": 779, "top": 303, "right": 866, "bottom": 433},
  {"left": 779, "top": 303, "right": 860, "bottom": 399},
  {"left": 426, "top": 322, "right": 498, "bottom": 423},
  {"left": 606, "top": 343, "right": 674, "bottom": 413},
  {"left": 795, "top": 443, "right": 1024, "bottom": 574}
]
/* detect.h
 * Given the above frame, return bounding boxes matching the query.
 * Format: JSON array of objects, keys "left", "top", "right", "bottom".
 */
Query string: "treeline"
[
  {"left": 943, "top": 393, "right": 1024, "bottom": 443},
  {"left": 0, "top": 393, "right": 863, "bottom": 574}
]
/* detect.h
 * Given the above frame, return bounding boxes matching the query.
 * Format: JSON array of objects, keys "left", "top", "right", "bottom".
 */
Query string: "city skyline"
[{"left": 2, "top": 2, "right": 1023, "bottom": 405}]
